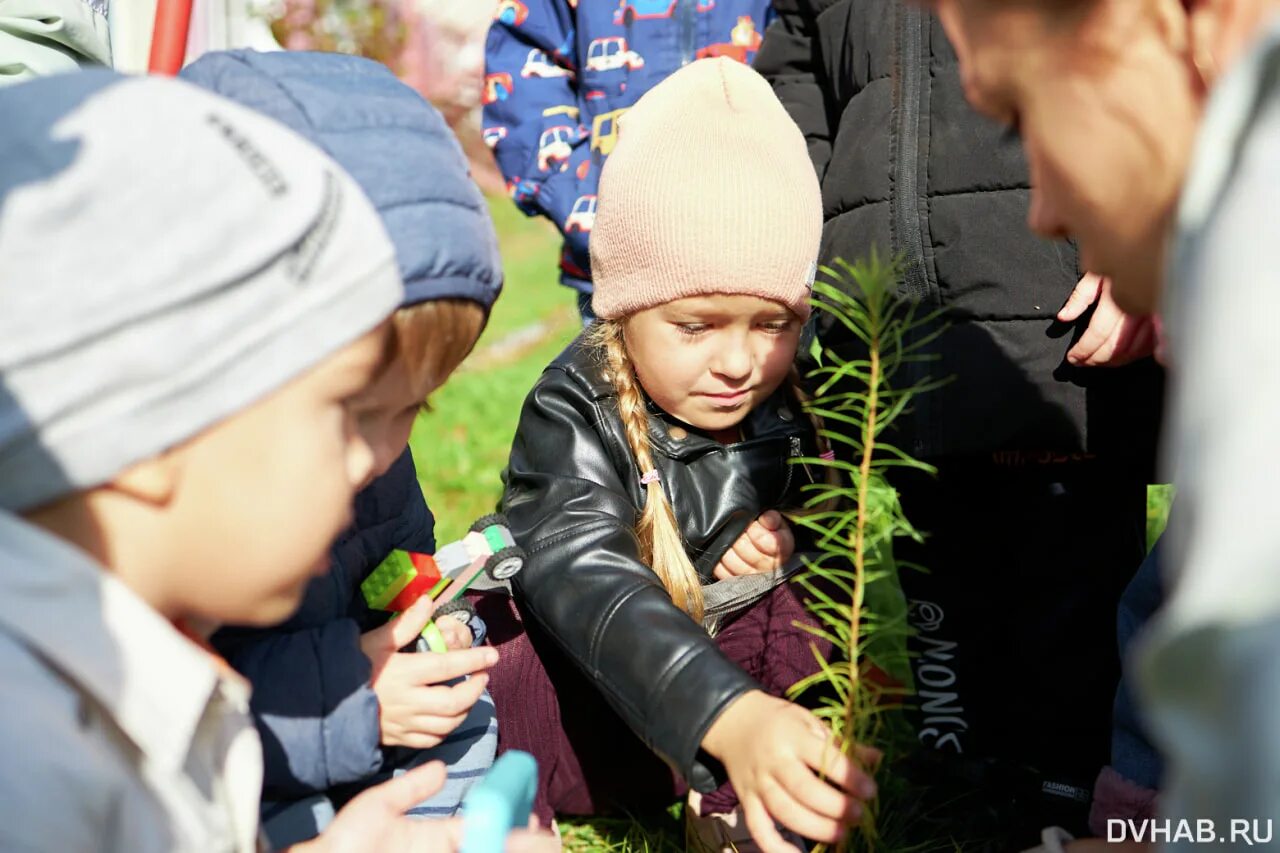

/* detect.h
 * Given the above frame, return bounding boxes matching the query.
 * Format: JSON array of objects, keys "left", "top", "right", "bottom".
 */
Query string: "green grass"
[
  {"left": 1148, "top": 483, "right": 1175, "bottom": 551},
  {"left": 408, "top": 197, "right": 577, "bottom": 536}
]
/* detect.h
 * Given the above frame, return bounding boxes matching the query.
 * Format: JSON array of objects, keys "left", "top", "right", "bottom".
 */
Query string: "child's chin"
[{"left": 238, "top": 586, "right": 311, "bottom": 627}]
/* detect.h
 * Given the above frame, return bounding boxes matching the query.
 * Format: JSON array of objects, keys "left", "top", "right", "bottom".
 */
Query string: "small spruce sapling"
[{"left": 787, "top": 253, "right": 949, "bottom": 853}]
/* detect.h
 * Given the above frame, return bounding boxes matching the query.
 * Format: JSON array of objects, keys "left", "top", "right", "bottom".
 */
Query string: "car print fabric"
[{"left": 485, "top": 0, "right": 773, "bottom": 292}]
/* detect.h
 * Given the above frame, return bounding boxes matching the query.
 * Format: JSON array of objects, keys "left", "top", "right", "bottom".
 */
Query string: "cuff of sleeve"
[
  {"left": 1087, "top": 765, "right": 1160, "bottom": 837},
  {"left": 646, "top": 650, "right": 759, "bottom": 791}
]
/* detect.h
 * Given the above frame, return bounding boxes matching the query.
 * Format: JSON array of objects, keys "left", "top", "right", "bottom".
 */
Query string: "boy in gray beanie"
[
  {"left": 179, "top": 49, "right": 506, "bottom": 847},
  {"left": 0, "top": 69, "right": 548, "bottom": 852}
]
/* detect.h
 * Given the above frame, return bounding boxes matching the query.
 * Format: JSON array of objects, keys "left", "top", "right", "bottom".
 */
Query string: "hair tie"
[
  {"left": 640, "top": 469, "right": 661, "bottom": 485},
  {"left": 819, "top": 450, "right": 836, "bottom": 461}
]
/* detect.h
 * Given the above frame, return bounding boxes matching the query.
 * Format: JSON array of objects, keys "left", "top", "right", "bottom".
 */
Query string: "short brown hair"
[{"left": 391, "top": 299, "right": 487, "bottom": 401}]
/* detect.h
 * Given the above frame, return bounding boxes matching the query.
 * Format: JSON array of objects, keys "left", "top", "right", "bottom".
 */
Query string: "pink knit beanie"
[{"left": 589, "top": 57, "right": 822, "bottom": 320}]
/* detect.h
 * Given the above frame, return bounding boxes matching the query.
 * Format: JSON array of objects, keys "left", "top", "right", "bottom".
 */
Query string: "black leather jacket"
[{"left": 501, "top": 337, "right": 823, "bottom": 790}]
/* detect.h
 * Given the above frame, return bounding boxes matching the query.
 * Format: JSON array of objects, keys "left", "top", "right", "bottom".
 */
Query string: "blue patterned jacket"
[{"left": 484, "top": 0, "right": 773, "bottom": 291}]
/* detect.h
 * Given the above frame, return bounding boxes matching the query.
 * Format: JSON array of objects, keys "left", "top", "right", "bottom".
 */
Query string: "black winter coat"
[
  {"left": 501, "top": 337, "right": 823, "bottom": 791},
  {"left": 755, "top": 0, "right": 1162, "bottom": 465}
]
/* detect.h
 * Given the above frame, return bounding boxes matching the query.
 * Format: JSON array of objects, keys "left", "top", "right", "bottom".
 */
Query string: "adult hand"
[
  {"left": 713, "top": 511, "right": 796, "bottom": 580},
  {"left": 1058, "top": 273, "right": 1157, "bottom": 367},
  {"left": 701, "top": 690, "right": 880, "bottom": 852},
  {"left": 359, "top": 597, "right": 497, "bottom": 749},
  {"left": 292, "top": 761, "right": 560, "bottom": 852}
]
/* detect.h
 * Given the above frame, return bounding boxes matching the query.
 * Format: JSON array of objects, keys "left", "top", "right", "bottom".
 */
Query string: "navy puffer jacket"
[{"left": 184, "top": 49, "right": 502, "bottom": 797}]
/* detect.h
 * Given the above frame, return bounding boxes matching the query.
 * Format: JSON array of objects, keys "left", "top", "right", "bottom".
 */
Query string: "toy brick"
[
  {"left": 362, "top": 550, "right": 417, "bottom": 610},
  {"left": 435, "top": 557, "right": 488, "bottom": 604},
  {"left": 435, "top": 541, "right": 473, "bottom": 578},
  {"left": 408, "top": 552, "right": 442, "bottom": 585},
  {"left": 387, "top": 570, "right": 439, "bottom": 612},
  {"left": 484, "top": 525, "right": 515, "bottom": 553},
  {"left": 463, "top": 530, "right": 490, "bottom": 560}
]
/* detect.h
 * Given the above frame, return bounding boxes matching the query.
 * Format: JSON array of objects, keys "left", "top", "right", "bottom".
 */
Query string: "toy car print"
[
  {"left": 483, "top": 126, "right": 508, "bottom": 149},
  {"left": 565, "top": 195, "right": 597, "bottom": 234},
  {"left": 521, "top": 49, "right": 574, "bottom": 79},
  {"left": 482, "top": 72, "right": 514, "bottom": 105},
  {"left": 493, "top": 0, "right": 528, "bottom": 26},
  {"left": 537, "top": 125, "right": 575, "bottom": 172},
  {"left": 586, "top": 37, "right": 644, "bottom": 73}
]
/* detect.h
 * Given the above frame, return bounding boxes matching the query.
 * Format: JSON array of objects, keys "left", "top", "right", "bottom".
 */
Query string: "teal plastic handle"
[{"left": 461, "top": 751, "right": 538, "bottom": 853}]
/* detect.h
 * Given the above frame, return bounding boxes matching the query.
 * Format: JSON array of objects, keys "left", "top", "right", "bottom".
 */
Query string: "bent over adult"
[{"left": 929, "top": 0, "right": 1280, "bottom": 850}]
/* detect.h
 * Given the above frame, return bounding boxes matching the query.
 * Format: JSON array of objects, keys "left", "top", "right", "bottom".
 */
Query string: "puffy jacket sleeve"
[
  {"left": 483, "top": 0, "right": 594, "bottom": 273},
  {"left": 754, "top": 0, "right": 835, "bottom": 179},
  {"left": 501, "top": 370, "right": 759, "bottom": 791},
  {"left": 215, "top": 620, "right": 383, "bottom": 799}
]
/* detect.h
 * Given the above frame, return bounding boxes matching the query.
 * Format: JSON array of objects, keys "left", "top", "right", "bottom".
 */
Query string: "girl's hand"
[
  {"left": 713, "top": 511, "right": 795, "bottom": 580},
  {"left": 360, "top": 597, "right": 497, "bottom": 749},
  {"left": 291, "top": 761, "right": 560, "bottom": 852},
  {"left": 701, "top": 690, "right": 879, "bottom": 852}
]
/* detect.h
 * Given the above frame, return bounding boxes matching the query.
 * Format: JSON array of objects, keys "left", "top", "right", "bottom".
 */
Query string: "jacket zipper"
[
  {"left": 891, "top": 3, "right": 936, "bottom": 455},
  {"left": 677, "top": 0, "right": 696, "bottom": 66},
  {"left": 891, "top": 2, "right": 930, "bottom": 304}
]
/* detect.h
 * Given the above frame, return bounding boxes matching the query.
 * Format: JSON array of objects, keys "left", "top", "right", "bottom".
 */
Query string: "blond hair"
[
  {"left": 589, "top": 321, "right": 836, "bottom": 622},
  {"left": 392, "top": 299, "right": 487, "bottom": 400}
]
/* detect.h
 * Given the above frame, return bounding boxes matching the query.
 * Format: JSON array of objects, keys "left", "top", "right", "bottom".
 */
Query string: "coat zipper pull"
[
  {"left": 792, "top": 434, "right": 820, "bottom": 486},
  {"left": 781, "top": 435, "right": 802, "bottom": 497}
]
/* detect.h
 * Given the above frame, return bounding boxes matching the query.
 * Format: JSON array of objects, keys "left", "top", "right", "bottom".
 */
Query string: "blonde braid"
[{"left": 590, "top": 321, "right": 705, "bottom": 621}]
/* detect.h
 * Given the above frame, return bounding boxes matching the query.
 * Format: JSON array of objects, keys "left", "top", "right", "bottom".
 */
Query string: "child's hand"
[
  {"left": 701, "top": 690, "right": 879, "bottom": 852},
  {"left": 713, "top": 511, "right": 795, "bottom": 580},
  {"left": 360, "top": 597, "right": 498, "bottom": 749},
  {"left": 436, "top": 613, "right": 475, "bottom": 650},
  {"left": 292, "top": 761, "right": 560, "bottom": 852}
]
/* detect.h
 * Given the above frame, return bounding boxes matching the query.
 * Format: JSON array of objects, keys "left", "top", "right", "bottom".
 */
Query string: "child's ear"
[{"left": 107, "top": 451, "right": 181, "bottom": 506}]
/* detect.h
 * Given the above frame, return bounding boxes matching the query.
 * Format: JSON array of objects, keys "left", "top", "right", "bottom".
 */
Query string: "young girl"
[{"left": 484, "top": 58, "right": 876, "bottom": 851}]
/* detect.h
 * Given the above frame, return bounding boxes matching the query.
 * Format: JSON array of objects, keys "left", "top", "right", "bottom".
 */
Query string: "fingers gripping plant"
[{"left": 788, "top": 253, "right": 948, "bottom": 853}]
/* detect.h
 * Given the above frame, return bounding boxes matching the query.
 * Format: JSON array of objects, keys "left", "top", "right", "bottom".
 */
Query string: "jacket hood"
[{"left": 182, "top": 49, "right": 503, "bottom": 313}]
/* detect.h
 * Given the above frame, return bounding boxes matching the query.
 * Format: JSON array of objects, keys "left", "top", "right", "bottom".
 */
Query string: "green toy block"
[{"left": 362, "top": 550, "right": 417, "bottom": 611}]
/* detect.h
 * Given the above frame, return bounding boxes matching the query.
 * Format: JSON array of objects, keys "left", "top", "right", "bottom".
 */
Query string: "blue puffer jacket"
[
  {"left": 484, "top": 0, "right": 773, "bottom": 291},
  {"left": 185, "top": 49, "right": 503, "bottom": 799}
]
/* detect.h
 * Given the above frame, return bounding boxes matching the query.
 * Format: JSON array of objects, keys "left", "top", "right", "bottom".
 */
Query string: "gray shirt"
[
  {"left": 1137, "top": 14, "right": 1280, "bottom": 849},
  {"left": 0, "top": 511, "right": 264, "bottom": 852}
]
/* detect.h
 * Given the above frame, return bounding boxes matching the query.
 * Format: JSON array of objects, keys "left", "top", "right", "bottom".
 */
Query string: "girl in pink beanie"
[{"left": 482, "top": 58, "right": 874, "bottom": 851}]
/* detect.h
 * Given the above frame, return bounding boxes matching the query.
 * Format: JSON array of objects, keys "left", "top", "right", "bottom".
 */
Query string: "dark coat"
[
  {"left": 754, "top": 0, "right": 1163, "bottom": 465},
  {"left": 501, "top": 337, "right": 822, "bottom": 791},
  {"left": 213, "top": 450, "right": 436, "bottom": 798}
]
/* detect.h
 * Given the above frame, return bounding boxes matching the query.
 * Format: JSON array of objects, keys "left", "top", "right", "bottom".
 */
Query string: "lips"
[{"left": 701, "top": 389, "right": 750, "bottom": 407}]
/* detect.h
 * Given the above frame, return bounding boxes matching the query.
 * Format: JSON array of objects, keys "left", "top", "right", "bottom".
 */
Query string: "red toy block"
[{"left": 386, "top": 553, "right": 441, "bottom": 612}]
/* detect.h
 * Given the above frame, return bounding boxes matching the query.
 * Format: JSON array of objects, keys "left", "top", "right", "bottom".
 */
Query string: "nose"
[{"left": 709, "top": 338, "right": 753, "bottom": 383}]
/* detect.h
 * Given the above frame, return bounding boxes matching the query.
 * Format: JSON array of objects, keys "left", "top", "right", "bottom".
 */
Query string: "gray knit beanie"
[{"left": 0, "top": 69, "right": 403, "bottom": 512}]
